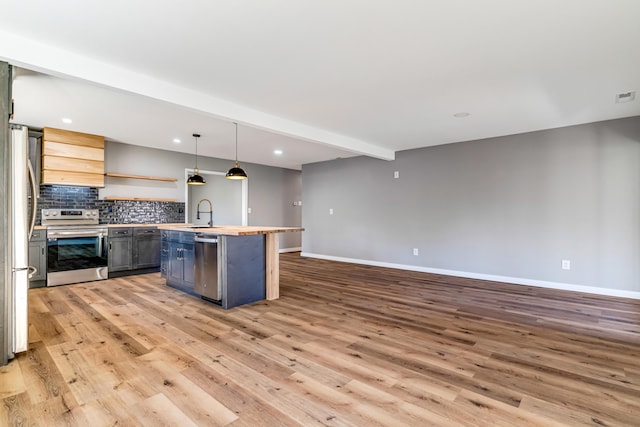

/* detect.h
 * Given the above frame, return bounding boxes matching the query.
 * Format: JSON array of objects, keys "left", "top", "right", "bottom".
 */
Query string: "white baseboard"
[
  {"left": 280, "top": 247, "right": 302, "bottom": 253},
  {"left": 300, "top": 252, "right": 640, "bottom": 300}
]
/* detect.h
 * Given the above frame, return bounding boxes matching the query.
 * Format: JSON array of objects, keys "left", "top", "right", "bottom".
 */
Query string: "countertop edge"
[{"left": 156, "top": 225, "right": 305, "bottom": 236}]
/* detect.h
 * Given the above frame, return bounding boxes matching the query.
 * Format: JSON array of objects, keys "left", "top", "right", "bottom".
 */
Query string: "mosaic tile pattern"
[
  {"left": 100, "top": 200, "right": 185, "bottom": 224},
  {"left": 35, "top": 185, "right": 185, "bottom": 224}
]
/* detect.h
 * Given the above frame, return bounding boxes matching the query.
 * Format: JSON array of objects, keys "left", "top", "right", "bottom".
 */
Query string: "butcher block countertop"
[{"left": 156, "top": 224, "right": 304, "bottom": 236}]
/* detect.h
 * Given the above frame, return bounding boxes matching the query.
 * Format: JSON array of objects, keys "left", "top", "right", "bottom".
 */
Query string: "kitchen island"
[{"left": 157, "top": 225, "right": 303, "bottom": 308}]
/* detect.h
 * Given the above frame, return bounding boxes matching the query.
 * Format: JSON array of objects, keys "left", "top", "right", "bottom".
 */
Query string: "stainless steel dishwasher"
[{"left": 194, "top": 234, "right": 220, "bottom": 302}]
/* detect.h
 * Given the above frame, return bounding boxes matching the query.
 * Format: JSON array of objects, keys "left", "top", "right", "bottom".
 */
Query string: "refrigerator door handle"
[
  {"left": 27, "top": 266, "right": 37, "bottom": 279},
  {"left": 27, "top": 160, "right": 37, "bottom": 240}
]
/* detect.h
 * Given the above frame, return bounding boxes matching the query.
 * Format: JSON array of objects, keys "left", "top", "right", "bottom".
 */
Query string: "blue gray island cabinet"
[{"left": 158, "top": 225, "right": 304, "bottom": 309}]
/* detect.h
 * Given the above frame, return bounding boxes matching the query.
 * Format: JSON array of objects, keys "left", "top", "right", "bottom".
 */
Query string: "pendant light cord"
[{"left": 234, "top": 122, "right": 238, "bottom": 164}]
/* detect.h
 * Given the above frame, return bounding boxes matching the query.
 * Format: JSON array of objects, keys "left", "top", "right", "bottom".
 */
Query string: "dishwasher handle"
[{"left": 195, "top": 237, "right": 218, "bottom": 244}]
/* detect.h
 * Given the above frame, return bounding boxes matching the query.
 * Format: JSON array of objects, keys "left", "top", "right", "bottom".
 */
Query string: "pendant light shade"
[
  {"left": 226, "top": 123, "right": 248, "bottom": 180},
  {"left": 187, "top": 133, "right": 206, "bottom": 185}
]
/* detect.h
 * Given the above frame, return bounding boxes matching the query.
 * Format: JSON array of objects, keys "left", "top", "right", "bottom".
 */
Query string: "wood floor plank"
[
  {"left": 0, "top": 359, "right": 26, "bottom": 399},
  {"left": 1, "top": 392, "right": 32, "bottom": 427},
  {"left": 16, "top": 340, "right": 76, "bottom": 406},
  {"left": 153, "top": 368, "right": 239, "bottom": 426},
  {"left": 129, "top": 393, "right": 200, "bottom": 427},
  {"left": 181, "top": 362, "right": 303, "bottom": 427}
]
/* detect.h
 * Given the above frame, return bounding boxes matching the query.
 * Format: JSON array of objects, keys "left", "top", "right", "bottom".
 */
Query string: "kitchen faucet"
[{"left": 196, "top": 198, "right": 213, "bottom": 226}]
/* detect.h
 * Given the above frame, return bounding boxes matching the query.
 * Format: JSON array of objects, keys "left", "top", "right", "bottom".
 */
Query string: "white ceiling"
[{"left": 2, "top": 0, "right": 640, "bottom": 170}]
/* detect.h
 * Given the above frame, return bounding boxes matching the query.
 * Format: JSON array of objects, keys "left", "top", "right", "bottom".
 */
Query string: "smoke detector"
[{"left": 615, "top": 91, "right": 635, "bottom": 103}]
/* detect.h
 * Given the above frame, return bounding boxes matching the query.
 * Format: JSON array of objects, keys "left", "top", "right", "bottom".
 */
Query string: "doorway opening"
[{"left": 184, "top": 169, "right": 248, "bottom": 226}]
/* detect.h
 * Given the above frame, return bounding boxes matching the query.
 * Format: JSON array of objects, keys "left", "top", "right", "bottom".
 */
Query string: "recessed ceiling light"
[
  {"left": 274, "top": 149, "right": 283, "bottom": 155},
  {"left": 453, "top": 112, "right": 470, "bottom": 118},
  {"left": 173, "top": 138, "right": 181, "bottom": 144},
  {"left": 61, "top": 117, "right": 73, "bottom": 124}
]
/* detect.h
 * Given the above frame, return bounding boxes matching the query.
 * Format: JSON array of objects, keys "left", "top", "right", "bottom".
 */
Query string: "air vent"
[{"left": 615, "top": 91, "right": 635, "bottom": 103}]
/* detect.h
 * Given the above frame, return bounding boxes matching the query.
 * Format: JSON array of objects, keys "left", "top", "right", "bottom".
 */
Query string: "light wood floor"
[{"left": 1, "top": 253, "right": 639, "bottom": 426}]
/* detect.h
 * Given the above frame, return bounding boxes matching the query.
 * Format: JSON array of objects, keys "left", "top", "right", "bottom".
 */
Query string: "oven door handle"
[{"left": 47, "top": 230, "right": 107, "bottom": 238}]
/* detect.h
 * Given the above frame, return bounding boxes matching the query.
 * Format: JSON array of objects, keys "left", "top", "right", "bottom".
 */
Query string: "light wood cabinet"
[{"left": 42, "top": 127, "right": 105, "bottom": 187}]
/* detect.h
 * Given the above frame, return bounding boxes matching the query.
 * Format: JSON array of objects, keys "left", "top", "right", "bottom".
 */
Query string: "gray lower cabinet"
[
  {"left": 28, "top": 229, "right": 47, "bottom": 287},
  {"left": 109, "top": 226, "right": 161, "bottom": 277},
  {"left": 133, "top": 228, "right": 161, "bottom": 269},
  {"left": 164, "top": 231, "right": 195, "bottom": 293},
  {"left": 108, "top": 228, "right": 133, "bottom": 272}
]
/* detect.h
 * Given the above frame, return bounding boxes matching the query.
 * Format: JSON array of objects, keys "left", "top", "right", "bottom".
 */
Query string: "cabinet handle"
[
  {"left": 41, "top": 246, "right": 45, "bottom": 255},
  {"left": 109, "top": 242, "right": 112, "bottom": 251}
]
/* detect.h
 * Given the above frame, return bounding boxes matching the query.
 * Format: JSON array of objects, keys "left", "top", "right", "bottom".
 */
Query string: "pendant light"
[
  {"left": 226, "top": 122, "right": 248, "bottom": 180},
  {"left": 187, "top": 133, "right": 206, "bottom": 185}
]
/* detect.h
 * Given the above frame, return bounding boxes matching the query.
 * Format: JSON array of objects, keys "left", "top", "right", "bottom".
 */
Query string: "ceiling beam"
[{"left": 0, "top": 30, "right": 395, "bottom": 161}]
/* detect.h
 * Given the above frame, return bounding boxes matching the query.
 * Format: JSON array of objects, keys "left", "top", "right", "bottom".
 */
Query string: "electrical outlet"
[
  {"left": 329, "top": 208, "right": 334, "bottom": 215},
  {"left": 394, "top": 171, "right": 400, "bottom": 179},
  {"left": 247, "top": 207, "right": 252, "bottom": 214},
  {"left": 561, "top": 259, "right": 571, "bottom": 270},
  {"left": 298, "top": 200, "right": 302, "bottom": 206},
  {"left": 413, "top": 248, "right": 419, "bottom": 256}
]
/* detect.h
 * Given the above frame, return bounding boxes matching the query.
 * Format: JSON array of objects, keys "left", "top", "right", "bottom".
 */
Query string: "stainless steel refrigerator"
[
  {"left": 2, "top": 62, "right": 38, "bottom": 366},
  {"left": 5, "top": 124, "right": 37, "bottom": 360}
]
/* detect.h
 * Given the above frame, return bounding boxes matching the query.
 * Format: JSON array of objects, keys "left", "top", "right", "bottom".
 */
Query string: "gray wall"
[
  {"left": 302, "top": 116, "right": 640, "bottom": 293},
  {"left": 248, "top": 166, "right": 302, "bottom": 250},
  {"left": 102, "top": 141, "right": 302, "bottom": 249}
]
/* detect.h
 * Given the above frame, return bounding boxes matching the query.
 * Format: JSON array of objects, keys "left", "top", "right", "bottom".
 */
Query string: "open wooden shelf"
[
  {"left": 104, "top": 196, "right": 177, "bottom": 202},
  {"left": 105, "top": 173, "right": 178, "bottom": 182}
]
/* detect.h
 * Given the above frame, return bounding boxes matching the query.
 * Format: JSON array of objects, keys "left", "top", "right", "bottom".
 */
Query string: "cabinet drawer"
[
  {"left": 180, "top": 232, "right": 195, "bottom": 244},
  {"left": 109, "top": 227, "right": 132, "bottom": 237},
  {"left": 168, "top": 230, "right": 194, "bottom": 243},
  {"left": 30, "top": 230, "right": 46, "bottom": 241},
  {"left": 134, "top": 227, "right": 159, "bottom": 236}
]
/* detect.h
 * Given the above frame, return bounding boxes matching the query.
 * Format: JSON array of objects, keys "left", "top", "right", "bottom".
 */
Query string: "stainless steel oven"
[{"left": 43, "top": 209, "right": 108, "bottom": 286}]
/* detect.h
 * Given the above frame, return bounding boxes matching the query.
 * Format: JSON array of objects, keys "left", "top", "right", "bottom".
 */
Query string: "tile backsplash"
[{"left": 36, "top": 185, "right": 185, "bottom": 224}]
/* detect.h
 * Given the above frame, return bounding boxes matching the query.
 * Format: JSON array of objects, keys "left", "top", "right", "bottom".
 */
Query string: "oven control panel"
[{"left": 42, "top": 209, "right": 100, "bottom": 226}]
